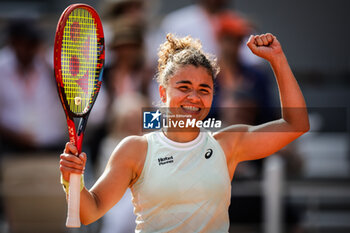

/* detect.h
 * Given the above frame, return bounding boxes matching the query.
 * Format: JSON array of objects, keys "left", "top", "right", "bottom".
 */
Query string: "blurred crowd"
[{"left": 0, "top": 0, "right": 307, "bottom": 233}]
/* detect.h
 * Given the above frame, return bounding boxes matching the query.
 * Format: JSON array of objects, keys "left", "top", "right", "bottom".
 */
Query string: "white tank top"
[{"left": 131, "top": 130, "right": 231, "bottom": 233}]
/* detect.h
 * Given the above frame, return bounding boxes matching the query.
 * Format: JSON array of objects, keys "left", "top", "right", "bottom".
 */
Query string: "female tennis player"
[{"left": 60, "top": 33, "right": 309, "bottom": 232}]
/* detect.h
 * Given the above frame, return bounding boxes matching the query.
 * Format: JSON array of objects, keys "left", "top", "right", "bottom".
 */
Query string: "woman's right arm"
[{"left": 60, "top": 135, "right": 147, "bottom": 225}]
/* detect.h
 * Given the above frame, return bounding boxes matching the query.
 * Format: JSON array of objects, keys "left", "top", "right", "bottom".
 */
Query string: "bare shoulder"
[
  {"left": 109, "top": 135, "right": 147, "bottom": 164},
  {"left": 212, "top": 124, "right": 250, "bottom": 163},
  {"left": 107, "top": 135, "right": 148, "bottom": 186},
  {"left": 114, "top": 135, "right": 148, "bottom": 153},
  {"left": 212, "top": 124, "right": 250, "bottom": 142}
]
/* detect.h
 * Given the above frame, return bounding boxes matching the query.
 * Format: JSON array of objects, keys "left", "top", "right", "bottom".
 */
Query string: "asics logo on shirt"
[{"left": 205, "top": 149, "right": 213, "bottom": 159}]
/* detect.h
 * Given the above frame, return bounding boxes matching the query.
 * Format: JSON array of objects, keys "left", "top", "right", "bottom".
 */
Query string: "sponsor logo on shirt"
[
  {"left": 205, "top": 149, "right": 213, "bottom": 159},
  {"left": 158, "top": 156, "right": 174, "bottom": 166}
]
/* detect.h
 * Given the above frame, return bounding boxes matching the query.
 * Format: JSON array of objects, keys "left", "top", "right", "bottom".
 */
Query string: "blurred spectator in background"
[
  {"left": 215, "top": 11, "right": 275, "bottom": 127},
  {"left": 157, "top": 0, "right": 229, "bottom": 56},
  {"left": 97, "top": 93, "right": 147, "bottom": 233},
  {"left": 104, "top": 17, "right": 151, "bottom": 105},
  {"left": 99, "top": 0, "right": 146, "bottom": 66},
  {"left": 215, "top": 12, "right": 304, "bottom": 232},
  {"left": 0, "top": 18, "right": 65, "bottom": 153},
  {"left": 93, "top": 8, "right": 152, "bottom": 231},
  {"left": 148, "top": 0, "right": 263, "bottom": 67},
  {"left": 0, "top": 18, "right": 68, "bottom": 233},
  {"left": 87, "top": 17, "right": 149, "bottom": 165},
  {"left": 214, "top": 10, "right": 270, "bottom": 227},
  {"left": 102, "top": 0, "right": 145, "bottom": 21},
  {"left": 84, "top": 9, "right": 151, "bottom": 171},
  {"left": 98, "top": 0, "right": 153, "bottom": 105}
]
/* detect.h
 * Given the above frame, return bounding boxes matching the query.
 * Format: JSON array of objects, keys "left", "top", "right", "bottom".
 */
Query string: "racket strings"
[{"left": 61, "top": 8, "right": 100, "bottom": 114}]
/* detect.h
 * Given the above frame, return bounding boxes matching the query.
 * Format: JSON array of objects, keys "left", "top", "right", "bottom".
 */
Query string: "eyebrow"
[{"left": 175, "top": 80, "right": 212, "bottom": 89}]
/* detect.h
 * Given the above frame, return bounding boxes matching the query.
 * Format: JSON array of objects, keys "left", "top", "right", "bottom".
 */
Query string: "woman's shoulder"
[
  {"left": 115, "top": 135, "right": 148, "bottom": 156},
  {"left": 108, "top": 135, "right": 148, "bottom": 186},
  {"left": 108, "top": 135, "right": 148, "bottom": 166}
]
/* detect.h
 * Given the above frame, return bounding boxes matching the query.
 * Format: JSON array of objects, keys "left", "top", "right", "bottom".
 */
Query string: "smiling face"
[{"left": 159, "top": 65, "right": 214, "bottom": 121}]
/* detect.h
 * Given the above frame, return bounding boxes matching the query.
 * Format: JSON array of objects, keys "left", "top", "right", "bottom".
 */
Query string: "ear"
[{"left": 159, "top": 85, "right": 167, "bottom": 103}]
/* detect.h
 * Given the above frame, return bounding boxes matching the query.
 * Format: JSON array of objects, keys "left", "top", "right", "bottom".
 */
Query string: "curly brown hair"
[{"left": 156, "top": 33, "right": 219, "bottom": 87}]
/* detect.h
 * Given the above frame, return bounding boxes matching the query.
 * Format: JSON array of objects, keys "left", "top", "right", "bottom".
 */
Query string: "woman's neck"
[{"left": 162, "top": 128, "right": 200, "bottom": 143}]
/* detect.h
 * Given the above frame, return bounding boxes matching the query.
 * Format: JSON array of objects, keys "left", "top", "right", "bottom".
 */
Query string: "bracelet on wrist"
[{"left": 60, "top": 174, "right": 85, "bottom": 194}]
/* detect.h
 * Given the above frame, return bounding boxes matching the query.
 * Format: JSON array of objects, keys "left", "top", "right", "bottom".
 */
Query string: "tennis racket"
[{"left": 54, "top": 4, "right": 104, "bottom": 228}]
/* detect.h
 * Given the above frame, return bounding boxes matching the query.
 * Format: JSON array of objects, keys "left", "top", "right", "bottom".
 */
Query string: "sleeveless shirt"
[{"left": 130, "top": 131, "right": 231, "bottom": 233}]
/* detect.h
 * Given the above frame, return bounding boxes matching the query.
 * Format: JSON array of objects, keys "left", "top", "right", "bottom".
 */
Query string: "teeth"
[{"left": 182, "top": 106, "right": 200, "bottom": 111}]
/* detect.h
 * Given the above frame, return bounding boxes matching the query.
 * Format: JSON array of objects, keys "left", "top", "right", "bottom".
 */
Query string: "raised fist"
[{"left": 246, "top": 33, "right": 284, "bottom": 62}]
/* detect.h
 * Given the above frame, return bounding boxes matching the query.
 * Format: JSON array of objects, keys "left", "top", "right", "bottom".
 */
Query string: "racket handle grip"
[{"left": 66, "top": 173, "right": 81, "bottom": 228}]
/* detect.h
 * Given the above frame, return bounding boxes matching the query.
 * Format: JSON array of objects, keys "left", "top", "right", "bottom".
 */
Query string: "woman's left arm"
[{"left": 215, "top": 33, "right": 310, "bottom": 163}]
